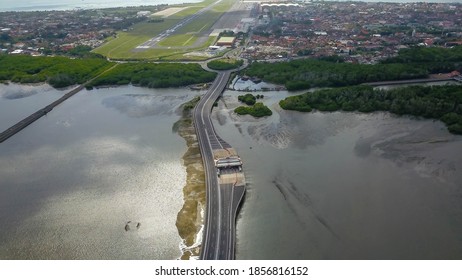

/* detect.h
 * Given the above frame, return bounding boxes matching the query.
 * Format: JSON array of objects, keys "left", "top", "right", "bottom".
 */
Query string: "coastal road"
[
  {"left": 193, "top": 71, "right": 245, "bottom": 260},
  {"left": 0, "top": 64, "right": 118, "bottom": 144}
]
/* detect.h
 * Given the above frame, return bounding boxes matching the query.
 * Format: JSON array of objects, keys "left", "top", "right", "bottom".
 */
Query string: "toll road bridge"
[{"left": 194, "top": 71, "right": 246, "bottom": 260}]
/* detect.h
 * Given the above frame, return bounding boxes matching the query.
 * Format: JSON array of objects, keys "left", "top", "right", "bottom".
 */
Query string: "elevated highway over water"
[
  {"left": 194, "top": 71, "right": 246, "bottom": 260},
  {"left": 0, "top": 85, "right": 85, "bottom": 143},
  {"left": 0, "top": 65, "right": 118, "bottom": 144}
]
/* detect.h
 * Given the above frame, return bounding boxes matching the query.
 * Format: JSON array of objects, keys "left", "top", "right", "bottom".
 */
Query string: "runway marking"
[
  {"left": 198, "top": 23, "right": 209, "bottom": 33},
  {"left": 183, "top": 35, "right": 195, "bottom": 46},
  {"left": 153, "top": 7, "right": 189, "bottom": 18}
]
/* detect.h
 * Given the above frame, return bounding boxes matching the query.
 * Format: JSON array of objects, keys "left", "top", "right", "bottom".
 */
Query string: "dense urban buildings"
[
  {"left": 243, "top": 1, "right": 462, "bottom": 63},
  {"left": 0, "top": 6, "right": 167, "bottom": 55},
  {"left": 1, "top": 1, "right": 461, "bottom": 62}
]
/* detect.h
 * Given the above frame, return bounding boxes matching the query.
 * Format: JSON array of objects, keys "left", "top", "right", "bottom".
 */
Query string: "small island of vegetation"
[
  {"left": 237, "top": 93, "right": 264, "bottom": 106},
  {"left": 279, "top": 84, "right": 462, "bottom": 134},
  {"left": 235, "top": 102, "right": 272, "bottom": 118}
]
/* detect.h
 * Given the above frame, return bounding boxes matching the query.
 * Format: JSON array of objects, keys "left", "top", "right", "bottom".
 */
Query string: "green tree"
[{"left": 279, "top": 84, "right": 462, "bottom": 135}]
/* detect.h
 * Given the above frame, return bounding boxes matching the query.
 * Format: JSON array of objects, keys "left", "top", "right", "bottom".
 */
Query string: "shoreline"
[
  {"left": 173, "top": 96, "right": 206, "bottom": 260},
  {"left": 0, "top": 1, "right": 200, "bottom": 12}
]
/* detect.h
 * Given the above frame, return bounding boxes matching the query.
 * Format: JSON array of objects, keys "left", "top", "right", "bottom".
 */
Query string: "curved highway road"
[{"left": 194, "top": 71, "right": 245, "bottom": 260}]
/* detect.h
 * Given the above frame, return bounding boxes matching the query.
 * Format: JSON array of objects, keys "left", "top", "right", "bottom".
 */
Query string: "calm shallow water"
[
  {"left": 2, "top": 82, "right": 462, "bottom": 260},
  {"left": 0, "top": 84, "right": 71, "bottom": 131},
  {"left": 0, "top": 85, "right": 200, "bottom": 259},
  {"left": 213, "top": 89, "right": 462, "bottom": 259}
]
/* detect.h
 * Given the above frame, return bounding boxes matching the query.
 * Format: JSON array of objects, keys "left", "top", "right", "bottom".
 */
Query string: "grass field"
[
  {"left": 93, "top": 18, "right": 181, "bottom": 59},
  {"left": 128, "top": 36, "right": 217, "bottom": 61},
  {"left": 157, "top": 33, "right": 200, "bottom": 47},
  {"left": 93, "top": 0, "right": 236, "bottom": 60},
  {"left": 98, "top": 36, "right": 216, "bottom": 61}
]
